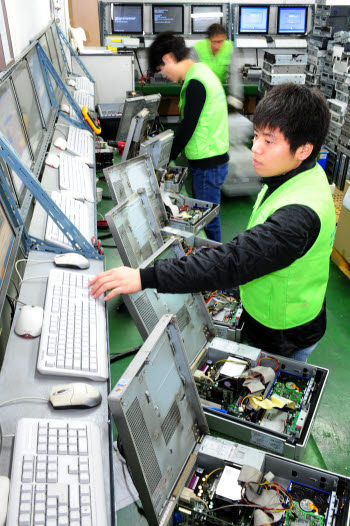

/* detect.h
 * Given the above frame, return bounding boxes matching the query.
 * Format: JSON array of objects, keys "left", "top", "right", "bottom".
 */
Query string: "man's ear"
[
  {"left": 162, "top": 52, "right": 176, "bottom": 65},
  {"left": 297, "top": 142, "right": 314, "bottom": 161}
]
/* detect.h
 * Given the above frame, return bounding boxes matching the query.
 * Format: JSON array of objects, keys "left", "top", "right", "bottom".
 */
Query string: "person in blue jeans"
[{"left": 147, "top": 32, "right": 229, "bottom": 242}]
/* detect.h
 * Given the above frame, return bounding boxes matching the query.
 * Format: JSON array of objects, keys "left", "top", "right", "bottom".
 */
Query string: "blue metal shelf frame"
[{"left": 0, "top": 134, "right": 102, "bottom": 260}]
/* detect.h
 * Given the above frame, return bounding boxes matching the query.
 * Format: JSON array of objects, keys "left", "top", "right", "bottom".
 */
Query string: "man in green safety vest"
[
  {"left": 146, "top": 31, "right": 230, "bottom": 242},
  {"left": 191, "top": 23, "right": 243, "bottom": 110},
  {"left": 89, "top": 84, "right": 335, "bottom": 363}
]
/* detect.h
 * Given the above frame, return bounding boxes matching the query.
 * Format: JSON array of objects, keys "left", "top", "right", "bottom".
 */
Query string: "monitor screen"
[
  {"left": 153, "top": 5, "right": 184, "bottom": 34},
  {"left": 278, "top": 7, "right": 307, "bottom": 34},
  {"left": 28, "top": 48, "right": 52, "bottom": 127},
  {"left": 12, "top": 61, "right": 45, "bottom": 163},
  {"left": 112, "top": 4, "right": 143, "bottom": 34},
  {"left": 116, "top": 95, "right": 161, "bottom": 142},
  {"left": 239, "top": 6, "right": 269, "bottom": 34},
  {"left": 0, "top": 196, "right": 16, "bottom": 314},
  {"left": 191, "top": 5, "right": 223, "bottom": 34}
]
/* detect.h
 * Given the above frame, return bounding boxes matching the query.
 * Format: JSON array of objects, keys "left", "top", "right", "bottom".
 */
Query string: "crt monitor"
[
  {"left": 152, "top": 5, "right": 184, "bottom": 34},
  {"left": 112, "top": 4, "right": 143, "bottom": 34},
  {"left": 239, "top": 6, "right": 269, "bottom": 34},
  {"left": 278, "top": 7, "right": 307, "bottom": 35},
  {"left": 191, "top": 5, "right": 223, "bottom": 34}
]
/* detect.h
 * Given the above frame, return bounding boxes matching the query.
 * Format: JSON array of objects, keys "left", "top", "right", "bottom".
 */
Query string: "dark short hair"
[
  {"left": 148, "top": 32, "right": 189, "bottom": 74},
  {"left": 207, "top": 23, "right": 226, "bottom": 38},
  {"left": 253, "top": 83, "right": 330, "bottom": 161}
]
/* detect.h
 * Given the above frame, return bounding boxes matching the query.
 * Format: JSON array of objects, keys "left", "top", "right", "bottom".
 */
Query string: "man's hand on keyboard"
[{"left": 89, "top": 267, "right": 141, "bottom": 300}]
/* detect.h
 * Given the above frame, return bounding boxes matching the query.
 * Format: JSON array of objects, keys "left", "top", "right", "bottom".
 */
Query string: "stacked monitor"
[
  {"left": 112, "top": 4, "right": 143, "bottom": 34},
  {"left": 278, "top": 6, "right": 307, "bottom": 35},
  {"left": 239, "top": 5, "right": 269, "bottom": 34},
  {"left": 191, "top": 5, "right": 223, "bottom": 33},
  {"left": 152, "top": 5, "right": 184, "bottom": 34}
]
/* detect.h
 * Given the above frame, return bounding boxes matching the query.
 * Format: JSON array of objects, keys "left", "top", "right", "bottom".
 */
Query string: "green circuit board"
[{"left": 283, "top": 500, "right": 326, "bottom": 526}]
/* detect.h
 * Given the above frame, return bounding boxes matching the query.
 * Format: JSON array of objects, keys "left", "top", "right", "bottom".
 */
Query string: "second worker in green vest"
[{"left": 192, "top": 23, "right": 243, "bottom": 110}]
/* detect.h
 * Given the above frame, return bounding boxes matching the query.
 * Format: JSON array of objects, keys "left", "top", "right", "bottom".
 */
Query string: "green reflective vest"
[
  {"left": 194, "top": 39, "right": 234, "bottom": 84},
  {"left": 179, "top": 62, "right": 228, "bottom": 160},
  {"left": 240, "top": 163, "right": 336, "bottom": 330}
]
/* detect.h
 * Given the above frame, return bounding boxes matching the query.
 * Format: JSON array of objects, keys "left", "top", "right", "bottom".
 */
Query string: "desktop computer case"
[
  {"left": 105, "top": 190, "right": 241, "bottom": 340},
  {"left": 108, "top": 315, "right": 349, "bottom": 526},
  {"left": 104, "top": 154, "right": 220, "bottom": 234},
  {"left": 123, "top": 249, "right": 329, "bottom": 460}
]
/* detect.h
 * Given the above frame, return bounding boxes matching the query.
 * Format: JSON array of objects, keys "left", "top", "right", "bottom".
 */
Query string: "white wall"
[{"left": 5, "top": 0, "right": 52, "bottom": 58}]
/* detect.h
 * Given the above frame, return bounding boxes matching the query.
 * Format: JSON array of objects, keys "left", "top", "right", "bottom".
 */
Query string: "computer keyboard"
[
  {"left": 75, "top": 76, "right": 94, "bottom": 96},
  {"left": 45, "top": 191, "right": 91, "bottom": 250},
  {"left": 6, "top": 417, "right": 108, "bottom": 526},
  {"left": 73, "top": 90, "right": 95, "bottom": 112},
  {"left": 37, "top": 269, "right": 108, "bottom": 381},
  {"left": 66, "top": 126, "right": 94, "bottom": 167},
  {"left": 59, "top": 153, "right": 95, "bottom": 202}
]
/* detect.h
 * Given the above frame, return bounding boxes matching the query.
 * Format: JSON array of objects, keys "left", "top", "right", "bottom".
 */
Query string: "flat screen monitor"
[
  {"left": 191, "top": 5, "right": 223, "bottom": 34},
  {"left": 112, "top": 4, "right": 143, "bottom": 34},
  {"left": 0, "top": 82, "right": 32, "bottom": 204},
  {"left": 278, "top": 7, "right": 307, "bottom": 35},
  {"left": 28, "top": 48, "right": 52, "bottom": 127},
  {"left": 12, "top": 61, "right": 45, "bottom": 164},
  {"left": 239, "top": 6, "right": 269, "bottom": 34},
  {"left": 153, "top": 5, "right": 184, "bottom": 34},
  {"left": 116, "top": 94, "right": 161, "bottom": 142},
  {"left": 0, "top": 195, "right": 18, "bottom": 314}
]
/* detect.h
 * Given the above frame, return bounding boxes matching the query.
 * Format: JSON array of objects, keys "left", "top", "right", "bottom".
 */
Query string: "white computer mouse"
[
  {"left": 54, "top": 136, "right": 67, "bottom": 151},
  {"left": 54, "top": 252, "right": 90, "bottom": 270},
  {"left": 66, "top": 78, "right": 76, "bottom": 88},
  {"left": 14, "top": 305, "right": 44, "bottom": 338},
  {"left": 49, "top": 383, "right": 102, "bottom": 409},
  {"left": 45, "top": 153, "right": 60, "bottom": 169},
  {"left": 60, "top": 103, "right": 70, "bottom": 114}
]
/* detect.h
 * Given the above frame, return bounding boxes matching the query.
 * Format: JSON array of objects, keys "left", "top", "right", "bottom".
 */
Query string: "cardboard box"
[{"left": 334, "top": 204, "right": 350, "bottom": 263}]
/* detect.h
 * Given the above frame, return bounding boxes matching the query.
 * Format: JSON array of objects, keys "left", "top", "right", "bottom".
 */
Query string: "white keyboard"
[
  {"left": 45, "top": 192, "right": 90, "bottom": 250},
  {"left": 6, "top": 418, "right": 108, "bottom": 526},
  {"left": 75, "top": 77, "right": 94, "bottom": 96},
  {"left": 73, "top": 90, "right": 95, "bottom": 112},
  {"left": 38, "top": 269, "right": 108, "bottom": 381},
  {"left": 59, "top": 153, "right": 95, "bottom": 202},
  {"left": 66, "top": 127, "right": 94, "bottom": 167}
]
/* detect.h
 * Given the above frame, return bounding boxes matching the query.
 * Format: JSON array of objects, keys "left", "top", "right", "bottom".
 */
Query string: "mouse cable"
[
  {"left": 18, "top": 275, "right": 49, "bottom": 294},
  {"left": 110, "top": 345, "right": 141, "bottom": 363},
  {"left": 15, "top": 258, "right": 54, "bottom": 282},
  {"left": 5, "top": 295, "right": 15, "bottom": 324},
  {"left": 0, "top": 396, "right": 49, "bottom": 408}
]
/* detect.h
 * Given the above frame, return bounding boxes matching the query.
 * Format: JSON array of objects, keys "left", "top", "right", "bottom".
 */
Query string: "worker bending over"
[
  {"left": 89, "top": 84, "right": 335, "bottom": 363},
  {"left": 148, "top": 31, "right": 229, "bottom": 242},
  {"left": 191, "top": 23, "right": 243, "bottom": 110}
]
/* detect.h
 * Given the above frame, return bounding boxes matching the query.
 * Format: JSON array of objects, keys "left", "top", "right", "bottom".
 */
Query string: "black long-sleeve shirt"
[
  {"left": 170, "top": 79, "right": 229, "bottom": 168},
  {"left": 140, "top": 160, "right": 328, "bottom": 357}
]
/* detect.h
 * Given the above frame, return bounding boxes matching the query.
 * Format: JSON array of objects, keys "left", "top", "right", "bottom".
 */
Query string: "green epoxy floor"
[{"left": 97, "top": 160, "right": 350, "bottom": 491}]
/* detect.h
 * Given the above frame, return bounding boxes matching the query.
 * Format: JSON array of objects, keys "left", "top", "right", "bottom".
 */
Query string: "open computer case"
[
  {"left": 104, "top": 154, "right": 220, "bottom": 235},
  {"left": 108, "top": 315, "right": 349, "bottom": 526},
  {"left": 139, "top": 130, "right": 188, "bottom": 193},
  {"left": 105, "top": 189, "right": 243, "bottom": 341},
  {"left": 122, "top": 238, "right": 328, "bottom": 460}
]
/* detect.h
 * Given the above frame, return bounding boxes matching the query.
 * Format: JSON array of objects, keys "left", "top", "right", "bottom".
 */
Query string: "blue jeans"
[
  {"left": 191, "top": 163, "right": 228, "bottom": 242},
  {"left": 289, "top": 342, "right": 319, "bottom": 363}
]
